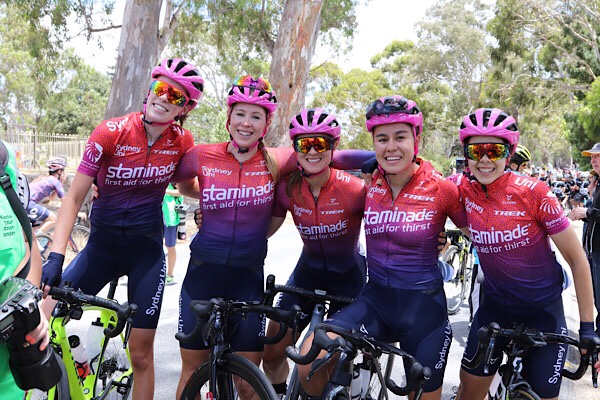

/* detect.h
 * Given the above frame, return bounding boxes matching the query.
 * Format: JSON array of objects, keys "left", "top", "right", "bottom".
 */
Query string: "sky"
[{"left": 70, "top": 0, "right": 435, "bottom": 75}]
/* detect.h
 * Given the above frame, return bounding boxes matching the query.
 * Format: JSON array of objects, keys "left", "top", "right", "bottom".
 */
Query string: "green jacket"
[{"left": 0, "top": 140, "right": 26, "bottom": 397}]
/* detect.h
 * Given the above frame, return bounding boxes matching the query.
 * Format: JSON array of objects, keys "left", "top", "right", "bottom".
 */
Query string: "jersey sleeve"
[
  {"left": 53, "top": 180, "right": 66, "bottom": 199},
  {"left": 331, "top": 150, "right": 376, "bottom": 170},
  {"left": 535, "top": 182, "right": 570, "bottom": 235},
  {"left": 171, "top": 146, "right": 201, "bottom": 182},
  {"left": 273, "top": 181, "right": 289, "bottom": 218},
  {"left": 77, "top": 124, "right": 117, "bottom": 177}
]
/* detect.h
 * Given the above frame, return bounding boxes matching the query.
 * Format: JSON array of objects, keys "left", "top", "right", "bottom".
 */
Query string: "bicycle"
[
  {"left": 25, "top": 280, "right": 137, "bottom": 400},
  {"left": 462, "top": 321, "right": 600, "bottom": 400},
  {"left": 286, "top": 323, "right": 431, "bottom": 400},
  {"left": 34, "top": 216, "right": 91, "bottom": 264},
  {"left": 176, "top": 297, "right": 300, "bottom": 400},
  {"left": 442, "top": 227, "right": 473, "bottom": 315},
  {"left": 262, "top": 274, "right": 358, "bottom": 400}
]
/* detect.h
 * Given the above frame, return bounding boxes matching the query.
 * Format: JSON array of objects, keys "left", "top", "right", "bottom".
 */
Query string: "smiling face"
[
  {"left": 295, "top": 134, "right": 336, "bottom": 175},
  {"left": 372, "top": 122, "right": 419, "bottom": 176},
  {"left": 144, "top": 76, "right": 190, "bottom": 123},
  {"left": 228, "top": 103, "right": 269, "bottom": 148},
  {"left": 466, "top": 135, "right": 510, "bottom": 185}
]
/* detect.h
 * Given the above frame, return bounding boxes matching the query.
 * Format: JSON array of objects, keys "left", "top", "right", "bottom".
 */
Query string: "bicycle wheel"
[
  {"left": 181, "top": 353, "right": 277, "bottom": 400},
  {"left": 443, "top": 245, "right": 468, "bottom": 315},
  {"left": 25, "top": 355, "right": 71, "bottom": 400},
  {"left": 64, "top": 224, "right": 90, "bottom": 265},
  {"left": 36, "top": 233, "right": 54, "bottom": 262},
  {"left": 510, "top": 388, "right": 542, "bottom": 400},
  {"left": 363, "top": 352, "right": 395, "bottom": 400},
  {"left": 94, "top": 330, "right": 133, "bottom": 399}
]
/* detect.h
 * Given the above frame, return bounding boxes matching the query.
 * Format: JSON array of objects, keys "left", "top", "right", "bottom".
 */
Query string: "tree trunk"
[
  {"left": 266, "top": 0, "right": 323, "bottom": 147},
  {"left": 104, "top": 0, "right": 163, "bottom": 120}
]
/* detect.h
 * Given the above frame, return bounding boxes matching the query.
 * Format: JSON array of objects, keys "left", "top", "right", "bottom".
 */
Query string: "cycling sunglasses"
[
  {"left": 229, "top": 76, "right": 276, "bottom": 100},
  {"left": 464, "top": 143, "right": 511, "bottom": 162},
  {"left": 365, "top": 97, "right": 420, "bottom": 120},
  {"left": 293, "top": 137, "right": 335, "bottom": 153},
  {"left": 149, "top": 80, "right": 189, "bottom": 107}
]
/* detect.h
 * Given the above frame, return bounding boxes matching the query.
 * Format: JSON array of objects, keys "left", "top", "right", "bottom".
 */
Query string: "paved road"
[{"left": 95, "top": 218, "right": 597, "bottom": 399}]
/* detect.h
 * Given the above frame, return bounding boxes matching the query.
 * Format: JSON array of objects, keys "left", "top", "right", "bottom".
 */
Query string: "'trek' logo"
[{"left": 493, "top": 210, "right": 526, "bottom": 217}]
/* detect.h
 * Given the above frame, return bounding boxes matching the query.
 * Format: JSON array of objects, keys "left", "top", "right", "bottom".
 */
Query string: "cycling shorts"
[
  {"left": 462, "top": 295, "right": 567, "bottom": 398},
  {"left": 327, "top": 282, "right": 452, "bottom": 393},
  {"left": 61, "top": 225, "right": 166, "bottom": 329},
  {"left": 27, "top": 202, "right": 51, "bottom": 225},
  {"left": 178, "top": 259, "right": 265, "bottom": 352},
  {"left": 276, "top": 255, "right": 366, "bottom": 332},
  {"left": 164, "top": 225, "right": 177, "bottom": 248}
]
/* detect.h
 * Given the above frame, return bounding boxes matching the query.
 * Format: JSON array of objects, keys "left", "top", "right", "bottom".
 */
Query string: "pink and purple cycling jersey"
[
  {"left": 172, "top": 145, "right": 373, "bottom": 268},
  {"left": 273, "top": 168, "right": 366, "bottom": 273},
  {"left": 77, "top": 112, "right": 194, "bottom": 229},
  {"left": 458, "top": 171, "right": 569, "bottom": 305},
  {"left": 364, "top": 160, "right": 467, "bottom": 289},
  {"left": 29, "top": 176, "right": 65, "bottom": 204}
]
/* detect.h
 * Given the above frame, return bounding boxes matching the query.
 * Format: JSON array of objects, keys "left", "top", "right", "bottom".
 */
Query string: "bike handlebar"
[
  {"left": 286, "top": 323, "right": 431, "bottom": 396},
  {"left": 264, "top": 274, "right": 355, "bottom": 307},
  {"left": 49, "top": 285, "right": 137, "bottom": 338},
  {"left": 175, "top": 298, "right": 300, "bottom": 345},
  {"left": 462, "top": 321, "right": 600, "bottom": 380}
]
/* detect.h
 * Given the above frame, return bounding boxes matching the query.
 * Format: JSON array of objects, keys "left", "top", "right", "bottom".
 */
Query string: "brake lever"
[{"left": 308, "top": 349, "right": 337, "bottom": 380}]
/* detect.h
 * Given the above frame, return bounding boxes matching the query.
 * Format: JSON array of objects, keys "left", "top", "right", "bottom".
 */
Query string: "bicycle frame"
[
  {"left": 30, "top": 282, "right": 134, "bottom": 400},
  {"left": 48, "top": 305, "right": 133, "bottom": 399}
]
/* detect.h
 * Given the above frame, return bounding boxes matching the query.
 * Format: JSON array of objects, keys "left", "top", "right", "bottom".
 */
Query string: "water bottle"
[
  {"left": 350, "top": 365, "right": 362, "bottom": 400},
  {"left": 85, "top": 318, "right": 104, "bottom": 374},
  {"left": 69, "top": 335, "right": 90, "bottom": 378}
]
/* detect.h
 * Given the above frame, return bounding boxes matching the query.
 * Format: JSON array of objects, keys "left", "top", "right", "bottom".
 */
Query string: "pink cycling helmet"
[
  {"left": 289, "top": 108, "right": 341, "bottom": 141},
  {"left": 227, "top": 75, "right": 278, "bottom": 115},
  {"left": 151, "top": 58, "right": 204, "bottom": 109},
  {"left": 459, "top": 108, "right": 520, "bottom": 152},
  {"left": 365, "top": 95, "right": 423, "bottom": 156}
]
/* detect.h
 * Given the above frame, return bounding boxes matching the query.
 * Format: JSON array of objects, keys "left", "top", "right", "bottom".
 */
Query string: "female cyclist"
[
  {"left": 41, "top": 57, "right": 204, "bottom": 400},
  {"left": 453, "top": 108, "right": 597, "bottom": 400},
  {"left": 171, "top": 76, "right": 373, "bottom": 398},
  {"left": 27, "top": 157, "right": 67, "bottom": 234},
  {"left": 296, "top": 95, "right": 468, "bottom": 400},
  {"left": 261, "top": 108, "right": 367, "bottom": 396}
]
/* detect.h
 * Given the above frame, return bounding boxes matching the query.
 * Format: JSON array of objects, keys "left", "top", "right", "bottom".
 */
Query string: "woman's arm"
[
  {"left": 177, "top": 178, "right": 200, "bottom": 199},
  {"left": 551, "top": 227, "right": 595, "bottom": 323},
  {"left": 268, "top": 216, "right": 286, "bottom": 238},
  {"left": 50, "top": 172, "right": 95, "bottom": 255}
]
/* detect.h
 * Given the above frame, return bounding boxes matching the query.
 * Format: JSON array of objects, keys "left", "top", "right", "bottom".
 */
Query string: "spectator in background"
[
  {"left": 162, "top": 183, "right": 183, "bottom": 285},
  {"left": 508, "top": 144, "right": 531, "bottom": 175},
  {"left": 568, "top": 143, "right": 600, "bottom": 333},
  {"left": 26, "top": 157, "right": 67, "bottom": 234}
]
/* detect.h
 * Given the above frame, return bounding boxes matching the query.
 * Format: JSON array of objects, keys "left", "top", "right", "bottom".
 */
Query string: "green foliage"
[{"left": 39, "top": 63, "right": 111, "bottom": 136}]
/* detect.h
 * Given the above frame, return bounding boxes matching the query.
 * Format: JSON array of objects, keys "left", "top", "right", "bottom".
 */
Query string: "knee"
[
  {"left": 262, "top": 345, "right": 284, "bottom": 372},
  {"left": 129, "top": 347, "right": 153, "bottom": 371}
]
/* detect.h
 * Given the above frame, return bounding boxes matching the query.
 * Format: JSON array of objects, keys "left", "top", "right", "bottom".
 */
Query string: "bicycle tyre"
[
  {"left": 94, "top": 327, "right": 133, "bottom": 399},
  {"left": 510, "top": 388, "right": 542, "bottom": 400},
  {"left": 180, "top": 353, "right": 277, "bottom": 400},
  {"left": 36, "top": 233, "right": 54, "bottom": 263},
  {"left": 443, "top": 245, "right": 468, "bottom": 315},
  {"left": 25, "top": 355, "right": 71, "bottom": 400},
  {"left": 64, "top": 224, "right": 90, "bottom": 266}
]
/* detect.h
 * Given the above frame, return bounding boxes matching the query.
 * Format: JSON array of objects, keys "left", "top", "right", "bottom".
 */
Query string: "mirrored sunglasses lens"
[
  {"left": 466, "top": 143, "right": 508, "bottom": 161},
  {"left": 294, "top": 137, "right": 331, "bottom": 153},
  {"left": 151, "top": 81, "right": 186, "bottom": 106}
]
